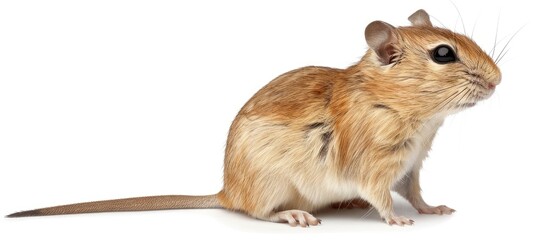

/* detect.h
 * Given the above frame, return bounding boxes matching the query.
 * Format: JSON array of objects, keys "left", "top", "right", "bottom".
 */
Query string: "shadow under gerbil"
[{"left": 214, "top": 195, "right": 455, "bottom": 232}]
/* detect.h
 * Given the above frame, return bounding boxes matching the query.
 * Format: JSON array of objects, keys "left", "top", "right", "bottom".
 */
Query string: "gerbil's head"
[{"left": 362, "top": 9, "right": 501, "bottom": 118}]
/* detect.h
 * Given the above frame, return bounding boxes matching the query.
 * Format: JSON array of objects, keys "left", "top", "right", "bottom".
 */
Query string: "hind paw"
[
  {"left": 271, "top": 210, "right": 321, "bottom": 227},
  {"left": 384, "top": 215, "right": 414, "bottom": 226}
]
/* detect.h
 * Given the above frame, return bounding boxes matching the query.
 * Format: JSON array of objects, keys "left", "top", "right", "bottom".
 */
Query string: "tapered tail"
[{"left": 6, "top": 194, "right": 221, "bottom": 218}]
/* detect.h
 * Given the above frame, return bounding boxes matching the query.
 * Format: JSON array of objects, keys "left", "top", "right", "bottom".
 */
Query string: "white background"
[{"left": 1, "top": 0, "right": 546, "bottom": 239}]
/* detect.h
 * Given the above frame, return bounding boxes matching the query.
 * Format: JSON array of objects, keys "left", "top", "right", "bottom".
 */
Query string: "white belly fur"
[
  {"left": 236, "top": 116, "right": 443, "bottom": 209},
  {"left": 395, "top": 117, "right": 443, "bottom": 186},
  {"left": 295, "top": 118, "right": 443, "bottom": 207}
]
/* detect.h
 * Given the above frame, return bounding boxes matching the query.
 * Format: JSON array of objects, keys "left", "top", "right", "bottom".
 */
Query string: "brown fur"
[
  {"left": 219, "top": 10, "right": 500, "bottom": 225},
  {"left": 8, "top": 10, "right": 500, "bottom": 226}
]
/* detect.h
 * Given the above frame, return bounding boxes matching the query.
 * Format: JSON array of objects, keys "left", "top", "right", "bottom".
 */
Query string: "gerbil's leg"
[
  {"left": 359, "top": 186, "right": 414, "bottom": 225},
  {"left": 229, "top": 177, "right": 321, "bottom": 227},
  {"left": 330, "top": 198, "right": 371, "bottom": 210},
  {"left": 264, "top": 210, "right": 321, "bottom": 227},
  {"left": 394, "top": 168, "right": 455, "bottom": 215},
  {"left": 359, "top": 171, "right": 414, "bottom": 226}
]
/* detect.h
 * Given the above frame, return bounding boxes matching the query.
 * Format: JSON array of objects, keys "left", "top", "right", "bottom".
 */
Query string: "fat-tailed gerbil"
[{"left": 7, "top": 9, "right": 501, "bottom": 227}]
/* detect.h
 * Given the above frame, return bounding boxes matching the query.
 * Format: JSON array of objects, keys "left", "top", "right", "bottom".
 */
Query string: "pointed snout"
[{"left": 488, "top": 70, "right": 502, "bottom": 90}]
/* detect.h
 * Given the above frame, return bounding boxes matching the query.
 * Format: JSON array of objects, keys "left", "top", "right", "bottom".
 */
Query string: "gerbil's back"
[{"left": 237, "top": 66, "right": 344, "bottom": 121}]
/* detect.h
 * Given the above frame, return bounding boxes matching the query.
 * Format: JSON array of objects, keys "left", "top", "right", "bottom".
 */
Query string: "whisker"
[
  {"left": 465, "top": 88, "right": 475, "bottom": 102},
  {"left": 463, "top": 90, "right": 476, "bottom": 108},
  {"left": 456, "top": 88, "right": 472, "bottom": 106},
  {"left": 490, "top": 12, "right": 501, "bottom": 58},
  {"left": 386, "top": 79, "right": 468, "bottom": 97},
  {"left": 360, "top": 205, "right": 376, "bottom": 220},
  {"left": 451, "top": 0, "right": 467, "bottom": 35},
  {"left": 438, "top": 87, "right": 468, "bottom": 112},
  {"left": 430, "top": 14, "right": 448, "bottom": 29},
  {"left": 495, "top": 48, "right": 510, "bottom": 65},
  {"left": 422, "top": 81, "right": 469, "bottom": 94},
  {"left": 383, "top": 79, "right": 469, "bottom": 100},
  {"left": 442, "top": 88, "right": 469, "bottom": 111},
  {"left": 431, "top": 90, "right": 460, "bottom": 112},
  {"left": 491, "top": 32, "right": 515, "bottom": 53},
  {"left": 495, "top": 25, "right": 525, "bottom": 63},
  {"left": 470, "top": 13, "right": 480, "bottom": 39}
]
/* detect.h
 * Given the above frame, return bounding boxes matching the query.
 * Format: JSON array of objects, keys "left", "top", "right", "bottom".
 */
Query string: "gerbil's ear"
[
  {"left": 408, "top": 9, "right": 433, "bottom": 27},
  {"left": 365, "top": 21, "right": 398, "bottom": 65}
]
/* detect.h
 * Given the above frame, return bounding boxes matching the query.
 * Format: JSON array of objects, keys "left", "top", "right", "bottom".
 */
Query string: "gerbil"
[{"left": 7, "top": 9, "right": 501, "bottom": 227}]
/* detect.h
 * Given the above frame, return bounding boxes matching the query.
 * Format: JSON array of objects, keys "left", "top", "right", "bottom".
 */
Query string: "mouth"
[
  {"left": 445, "top": 79, "right": 496, "bottom": 112},
  {"left": 453, "top": 88, "right": 494, "bottom": 110},
  {"left": 473, "top": 90, "right": 494, "bottom": 100},
  {"left": 452, "top": 89, "right": 490, "bottom": 110}
]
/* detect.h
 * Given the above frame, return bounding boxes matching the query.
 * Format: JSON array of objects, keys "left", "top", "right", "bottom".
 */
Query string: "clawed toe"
[
  {"left": 385, "top": 215, "right": 414, "bottom": 226},
  {"left": 418, "top": 205, "right": 455, "bottom": 215},
  {"left": 273, "top": 210, "right": 321, "bottom": 227}
]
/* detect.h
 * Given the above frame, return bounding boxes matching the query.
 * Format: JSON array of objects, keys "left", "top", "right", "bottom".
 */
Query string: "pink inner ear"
[
  {"left": 385, "top": 44, "right": 398, "bottom": 63},
  {"left": 374, "top": 41, "right": 399, "bottom": 65},
  {"left": 377, "top": 43, "right": 399, "bottom": 65},
  {"left": 365, "top": 21, "right": 398, "bottom": 65}
]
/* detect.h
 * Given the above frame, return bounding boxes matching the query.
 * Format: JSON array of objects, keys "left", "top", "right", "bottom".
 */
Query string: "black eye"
[{"left": 431, "top": 45, "right": 457, "bottom": 64}]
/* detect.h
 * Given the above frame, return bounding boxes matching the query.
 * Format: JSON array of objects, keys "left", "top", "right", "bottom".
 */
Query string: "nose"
[{"left": 488, "top": 72, "right": 502, "bottom": 90}]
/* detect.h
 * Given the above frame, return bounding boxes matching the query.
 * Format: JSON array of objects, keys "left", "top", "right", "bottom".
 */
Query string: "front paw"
[{"left": 417, "top": 205, "right": 455, "bottom": 215}]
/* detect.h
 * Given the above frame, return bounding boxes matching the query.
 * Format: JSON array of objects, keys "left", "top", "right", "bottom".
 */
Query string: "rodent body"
[
  {"left": 8, "top": 9, "right": 501, "bottom": 227},
  {"left": 219, "top": 65, "right": 441, "bottom": 211}
]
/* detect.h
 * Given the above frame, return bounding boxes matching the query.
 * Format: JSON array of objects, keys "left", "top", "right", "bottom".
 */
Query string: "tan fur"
[
  {"left": 7, "top": 195, "right": 220, "bottom": 217},
  {"left": 220, "top": 10, "right": 500, "bottom": 225},
  {"left": 8, "top": 10, "right": 500, "bottom": 226}
]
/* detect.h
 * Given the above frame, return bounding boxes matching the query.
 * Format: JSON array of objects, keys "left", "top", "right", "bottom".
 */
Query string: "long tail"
[{"left": 6, "top": 194, "right": 221, "bottom": 218}]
